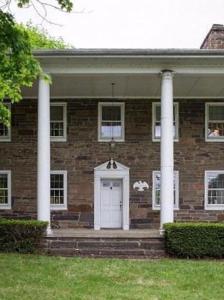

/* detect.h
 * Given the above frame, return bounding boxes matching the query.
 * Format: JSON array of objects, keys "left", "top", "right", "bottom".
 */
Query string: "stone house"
[{"left": 1, "top": 24, "right": 224, "bottom": 233}]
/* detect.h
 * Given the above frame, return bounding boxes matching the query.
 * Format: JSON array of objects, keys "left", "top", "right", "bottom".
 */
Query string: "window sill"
[
  {"left": 205, "top": 205, "right": 224, "bottom": 210},
  {"left": 98, "top": 139, "right": 125, "bottom": 142},
  {"left": 205, "top": 138, "right": 224, "bottom": 142},
  {"left": 50, "top": 137, "right": 67, "bottom": 142},
  {"left": 0, "top": 205, "right": 11, "bottom": 210},
  {"left": 152, "top": 207, "right": 179, "bottom": 211},
  {"left": 152, "top": 138, "right": 179, "bottom": 143},
  {"left": 50, "top": 206, "right": 67, "bottom": 211}
]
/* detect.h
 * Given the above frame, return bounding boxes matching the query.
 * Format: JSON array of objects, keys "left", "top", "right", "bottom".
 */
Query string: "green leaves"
[{"left": 0, "top": 11, "right": 41, "bottom": 125}]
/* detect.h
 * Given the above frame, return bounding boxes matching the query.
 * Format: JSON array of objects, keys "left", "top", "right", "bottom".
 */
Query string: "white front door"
[{"left": 100, "top": 179, "right": 122, "bottom": 228}]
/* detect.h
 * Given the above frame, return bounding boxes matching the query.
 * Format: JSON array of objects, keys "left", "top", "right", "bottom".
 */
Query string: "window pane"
[
  {"left": 101, "top": 121, "right": 122, "bottom": 138},
  {"left": 207, "top": 173, "right": 224, "bottom": 205},
  {"left": 154, "top": 172, "right": 177, "bottom": 206},
  {"left": 0, "top": 174, "right": 7, "bottom": 189},
  {"left": 208, "top": 174, "right": 224, "bottom": 189},
  {"left": 0, "top": 124, "right": 9, "bottom": 137},
  {"left": 155, "top": 105, "right": 160, "bottom": 121},
  {"left": 154, "top": 104, "right": 177, "bottom": 139},
  {"left": 50, "top": 173, "right": 65, "bottom": 206},
  {"left": 50, "top": 106, "right": 63, "bottom": 121},
  {"left": 208, "top": 123, "right": 224, "bottom": 138},
  {"left": 102, "top": 106, "right": 121, "bottom": 121},
  {"left": 50, "top": 122, "right": 64, "bottom": 137},
  {"left": 209, "top": 106, "right": 224, "bottom": 121}
]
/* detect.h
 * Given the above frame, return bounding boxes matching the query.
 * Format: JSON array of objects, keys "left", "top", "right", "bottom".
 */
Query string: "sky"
[{"left": 11, "top": 0, "right": 224, "bottom": 49}]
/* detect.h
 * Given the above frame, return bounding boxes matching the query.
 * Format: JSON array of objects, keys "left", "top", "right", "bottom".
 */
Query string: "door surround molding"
[{"left": 94, "top": 160, "right": 130, "bottom": 230}]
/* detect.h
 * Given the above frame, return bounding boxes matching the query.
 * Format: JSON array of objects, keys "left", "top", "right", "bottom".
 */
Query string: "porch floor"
[{"left": 47, "top": 229, "right": 161, "bottom": 238}]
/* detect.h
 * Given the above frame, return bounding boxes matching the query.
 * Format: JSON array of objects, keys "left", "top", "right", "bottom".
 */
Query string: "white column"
[
  {"left": 37, "top": 77, "right": 51, "bottom": 234},
  {"left": 160, "top": 70, "right": 174, "bottom": 232}
]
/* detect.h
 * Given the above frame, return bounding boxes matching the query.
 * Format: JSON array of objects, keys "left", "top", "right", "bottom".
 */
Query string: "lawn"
[{"left": 0, "top": 254, "right": 224, "bottom": 300}]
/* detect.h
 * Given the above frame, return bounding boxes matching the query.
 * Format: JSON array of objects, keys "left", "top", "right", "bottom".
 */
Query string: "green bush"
[
  {"left": 164, "top": 222, "right": 224, "bottom": 258},
  {"left": 0, "top": 218, "right": 48, "bottom": 253}
]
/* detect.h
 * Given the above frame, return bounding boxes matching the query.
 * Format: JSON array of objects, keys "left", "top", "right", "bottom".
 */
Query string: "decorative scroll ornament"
[{"left": 133, "top": 181, "right": 149, "bottom": 192}]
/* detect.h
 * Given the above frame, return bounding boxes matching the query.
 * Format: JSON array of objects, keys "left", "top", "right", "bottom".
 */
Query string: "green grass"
[{"left": 0, "top": 254, "right": 224, "bottom": 300}]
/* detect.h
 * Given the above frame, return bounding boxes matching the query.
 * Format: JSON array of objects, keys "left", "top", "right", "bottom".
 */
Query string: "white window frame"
[
  {"left": 0, "top": 103, "right": 11, "bottom": 142},
  {"left": 50, "top": 170, "right": 67, "bottom": 210},
  {"left": 152, "top": 102, "right": 179, "bottom": 142},
  {"left": 50, "top": 102, "right": 67, "bottom": 142},
  {"left": 98, "top": 102, "right": 125, "bottom": 142},
  {"left": 152, "top": 170, "right": 179, "bottom": 210},
  {"left": 205, "top": 170, "right": 224, "bottom": 210},
  {"left": 0, "top": 171, "right": 11, "bottom": 210},
  {"left": 205, "top": 103, "right": 224, "bottom": 142}
]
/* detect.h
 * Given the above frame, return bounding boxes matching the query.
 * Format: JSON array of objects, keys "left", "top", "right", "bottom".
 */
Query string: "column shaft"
[
  {"left": 37, "top": 78, "right": 51, "bottom": 231},
  {"left": 160, "top": 70, "right": 174, "bottom": 230}
]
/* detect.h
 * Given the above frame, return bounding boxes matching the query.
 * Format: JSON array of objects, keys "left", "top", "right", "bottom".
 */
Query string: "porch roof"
[{"left": 22, "top": 48, "right": 224, "bottom": 99}]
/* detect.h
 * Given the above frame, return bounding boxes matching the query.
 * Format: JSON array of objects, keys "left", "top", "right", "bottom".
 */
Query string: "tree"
[
  {"left": 19, "top": 23, "right": 71, "bottom": 49},
  {"left": 0, "top": 0, "right": 73, "bottom": 125}
]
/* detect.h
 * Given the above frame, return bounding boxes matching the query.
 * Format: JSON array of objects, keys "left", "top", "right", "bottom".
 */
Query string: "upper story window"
[
  {"left": 0, "top": 104, "right": 11, "bottom": 142},
  {"left": 98, "top": 102, "right": 125, "bottom": 142},
  {"left": 152, "top": 170, "right": 179, "bottom": 210},
  {"left": 205, "top": 103, "right": 224, "bottom": 141},
  {"left": 50, "top": 171, "right": 67, "bottom": 210},
  {"left": 205, "top": 171, "right": 224, "bottom": 210},
  {"left": 50, "top": 103, "right": 67, "bottom": 142},
  {"left": 0, "top": 171, "right": 11, "bottom": 209},
  {"left": 152, "top": 102, "right": 179, "bottom": 142}
]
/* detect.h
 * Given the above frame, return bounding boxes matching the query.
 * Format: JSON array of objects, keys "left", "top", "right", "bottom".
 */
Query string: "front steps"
[{"left": 42, "top": 229, "right": 165, "bottom": 258}]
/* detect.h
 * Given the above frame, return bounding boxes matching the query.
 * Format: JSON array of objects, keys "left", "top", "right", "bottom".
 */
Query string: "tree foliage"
[
  {"left": 19, "top": 23, "right": 71, "bottom": 49},
  {"left": 0, "top": 11, "right": 41, "bottom": 125},
  {"left": 0, "top": 0, "right": 73, "bottom": 125}
]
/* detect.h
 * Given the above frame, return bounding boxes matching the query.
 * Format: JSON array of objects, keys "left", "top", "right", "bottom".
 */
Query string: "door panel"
[{"left": 100, "top": 179, "right": 122, "bottom": 228}]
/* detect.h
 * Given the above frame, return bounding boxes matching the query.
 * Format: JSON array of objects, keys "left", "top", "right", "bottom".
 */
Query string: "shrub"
[
  {"left": 164, "top": 222, "right": 224, "bottom": 258},
  {"left": 0, "top": 218, "right": 48, "bottom": 253}
]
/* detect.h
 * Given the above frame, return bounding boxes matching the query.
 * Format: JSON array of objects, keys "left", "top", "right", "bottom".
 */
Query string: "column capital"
[{"left": 161, "top": 70, "right": 174, "bottom": 79}]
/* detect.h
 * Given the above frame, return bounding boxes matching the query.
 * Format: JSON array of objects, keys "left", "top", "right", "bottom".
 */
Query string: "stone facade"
[
  {"left": 201, "top": 24, "right": 224, "bottom": 49},
  {"left": 1, "top": 98, "right": 224, "bottom": 228}
]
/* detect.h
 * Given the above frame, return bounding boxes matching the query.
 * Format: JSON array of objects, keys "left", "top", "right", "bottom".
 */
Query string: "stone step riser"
[
  {"left": 45, "top": 248, "right": 165, "bottom": 258},
  {"left": 42, "top": 237, "right": 165, "bottom": 258}
]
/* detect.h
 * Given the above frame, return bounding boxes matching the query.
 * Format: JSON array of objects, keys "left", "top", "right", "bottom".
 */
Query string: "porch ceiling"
[{"left": 22, "top": 73, "right": 224, "bottom": 99}]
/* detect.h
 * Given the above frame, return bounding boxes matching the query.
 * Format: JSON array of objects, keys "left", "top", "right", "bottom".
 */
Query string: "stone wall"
[{"left": 0, "top": 98, "right": 224, "bottom": 229}]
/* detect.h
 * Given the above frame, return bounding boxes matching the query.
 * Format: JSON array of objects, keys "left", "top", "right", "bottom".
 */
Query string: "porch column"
[
  {"left": 37, "top": 77, "right": 51, "bottom": 233},
  {"left": 160, "top": 70, "right": 174, "bottom": 231}
]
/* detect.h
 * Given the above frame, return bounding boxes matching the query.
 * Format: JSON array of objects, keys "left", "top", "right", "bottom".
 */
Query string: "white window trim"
[
  {"left": 50, "top": 102, "right": 67, "bottom": 142},
  {"left": 98, "top": 102, "right": 125, "bottom": 142},
  {"left": 152, "top": 102, "right": 179, "bottom": 142},
  {"left": 50, "top": 170, "right": 67, "bottom": 210},
  {"left": 205, "top": 170, "right": 224, "bottom": 210},
  {"left": 0, "top": 103, "right": 11, "bottom": 142},
  {"left": 152, "top": 170, "right": 179, "bottom": 210},
  {"left": 205, "top": 102, "right": 224, "bottom": 142},
  {"left": 0, "top": 170, "right": 11, "bottom": 210}
]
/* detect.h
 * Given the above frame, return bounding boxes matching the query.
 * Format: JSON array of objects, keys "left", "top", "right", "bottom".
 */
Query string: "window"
[
  {"left": 205, "top": 103, "right": 224, "bottom": 141},
  {"left": 98, "top": 102, "right": 125, "bottom": 141},
  {"left": 0, "top": 171, "right": 11, "bottom": 209},
  {"left": 152, "top": 102, "right": 179, "bottom": 141},
  {"left": 50, "top": 103, "right": 67, "bottom": 142},
  {"left": 205, "top": 171, "right": 224, "bottom": 210},
  {"left": 152, "top": 171, "right": 179, "bottom": 210},
  {"left": 50, "top": 171, "right": 67, "bottom": 210},
  {"left": 0, "top": 104, "right": 11, "bottom": 142}
]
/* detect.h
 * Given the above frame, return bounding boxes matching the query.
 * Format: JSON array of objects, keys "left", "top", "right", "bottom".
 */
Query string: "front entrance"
[
  {"left": 94, "top": 160, "right": 129, "bottom": 230},
  {"left": 100, "top": 179, "right": 122, "bottom": 228}
]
